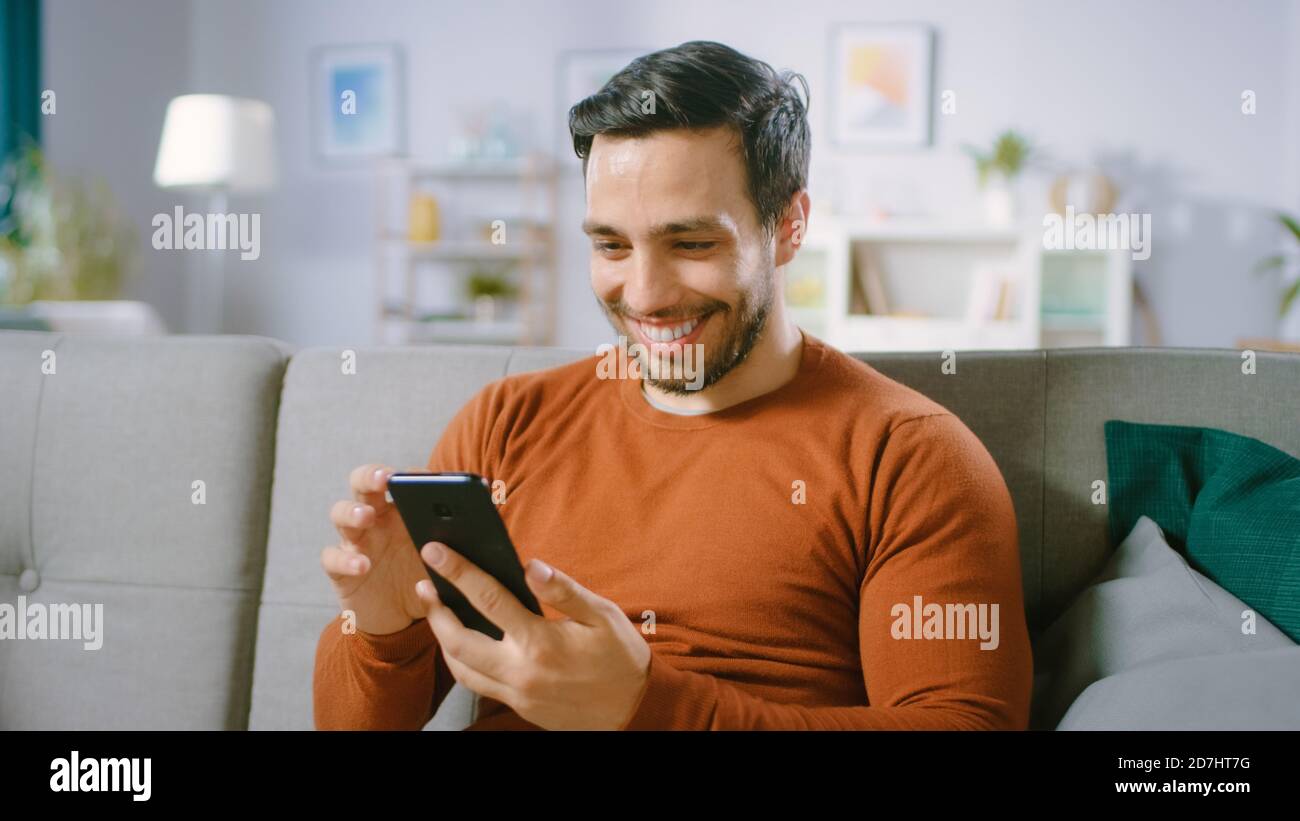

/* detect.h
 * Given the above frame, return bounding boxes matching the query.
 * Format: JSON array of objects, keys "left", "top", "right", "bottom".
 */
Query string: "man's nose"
[{"left": 619, "top": 248, "right": 682, "bottom": 315}]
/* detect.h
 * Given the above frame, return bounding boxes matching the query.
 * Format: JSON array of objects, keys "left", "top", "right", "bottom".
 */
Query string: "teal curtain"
[
  {"left": 1, "top": 0, "right": 41, "bottom": 237},
  {"left": 0, "top": 0, "right": 42, "bottom": 158}
]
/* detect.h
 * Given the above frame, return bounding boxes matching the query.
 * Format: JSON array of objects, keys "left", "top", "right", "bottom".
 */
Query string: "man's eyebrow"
[{"left": 581, "top": 216, "right": 732, "bottom": 239}]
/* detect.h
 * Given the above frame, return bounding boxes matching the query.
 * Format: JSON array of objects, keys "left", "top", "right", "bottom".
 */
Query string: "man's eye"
[
  {"left": 677, "top": 241, "right": 716, "bottom": 251},
  {"left": 595, "top": 241, "right": 623, "bottom": 252}
]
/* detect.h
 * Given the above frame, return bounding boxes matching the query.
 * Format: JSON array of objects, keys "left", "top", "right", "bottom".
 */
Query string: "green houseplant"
[
  {"left": 1252, "top": 212, "right": 1300, "bottom": 323},
  {"left": 965, "top": 130, "right": 1034, "bottom": 186},
  {"left": 465, "top": 265, "right": 517, "bottom": 324},
  {"left": 0, "top": 144, "right": 134, "bottom": 304},
  {"left": 965, "top": 131, "right": 1035, "bottom": 227}
]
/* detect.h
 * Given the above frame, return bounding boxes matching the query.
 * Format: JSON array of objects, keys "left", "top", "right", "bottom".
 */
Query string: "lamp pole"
[{"left": 188, "top": 188, "right": 228, "bottom": 334}]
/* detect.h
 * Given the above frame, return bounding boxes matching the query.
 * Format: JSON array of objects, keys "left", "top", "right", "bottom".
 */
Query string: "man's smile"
[{"left": 626, "top": 311, "right": 715, "bottom": 350}]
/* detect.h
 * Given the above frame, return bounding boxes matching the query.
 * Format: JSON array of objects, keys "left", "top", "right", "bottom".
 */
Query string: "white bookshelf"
[
  {"left": 1039, "top": 248, "right": 1132, "bottom": 347},
  {"left": 787, "top": 215, "right": 1131, "bottom": 351},
  {"left": 373, "top": 154, "right": 559, "bottom": 345},
  {"left": 396, "top": 317, "right": 525, "bottom": 345}
]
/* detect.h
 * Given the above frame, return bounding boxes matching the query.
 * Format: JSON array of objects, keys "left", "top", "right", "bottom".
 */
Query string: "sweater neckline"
[{"left": 616, "top": 328, "right": 827, "bottom": 430}]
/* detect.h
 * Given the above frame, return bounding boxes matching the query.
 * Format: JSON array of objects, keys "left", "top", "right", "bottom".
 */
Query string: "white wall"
[
  {"left": 44, "top": 0, "right": 1300, "bottom": 348},
  {"left": 1281, "top": 0, "right": 1300, "bottom": 341},
  {"left": 42, "top": 0, "right": 193, "bottom": 331}
]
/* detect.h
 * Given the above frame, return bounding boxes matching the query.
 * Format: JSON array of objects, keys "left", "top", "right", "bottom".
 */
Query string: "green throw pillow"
[{"left": 1104, "top": 420, "right": 1300, "bottom": 643}]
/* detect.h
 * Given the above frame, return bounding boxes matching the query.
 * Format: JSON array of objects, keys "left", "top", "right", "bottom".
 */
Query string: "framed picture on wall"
[
  {"left": 828, "top": 23, "right": 934, "bottom": 148},
  {"left": 556, "top": 49, "right": 647, "bottom": 165},
  {"left": 311, "top": 43, "right": 406, "bottom": 162}
]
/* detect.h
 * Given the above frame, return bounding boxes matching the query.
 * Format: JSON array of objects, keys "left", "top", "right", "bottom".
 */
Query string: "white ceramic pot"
[{"left": 983, "top": 176, "right": 1017, "bottom": 227}]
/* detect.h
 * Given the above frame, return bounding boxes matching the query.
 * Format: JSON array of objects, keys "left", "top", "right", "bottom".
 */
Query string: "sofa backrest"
[
  {"left": 855, "top": 348, "right": 1300, "bottom": 630},
  {"left": 0, "top": 331, "right": 290, "bottom": 729},
  {"left": 251, "top": 345, "right": 522, "bottom": 728},
  {"left": 4, "top": 331, "right": 1297, "bottom": 730},
  {"left": 251, "top": 344, "right": 587, "bottom": 729},
  {"left": 255, "top": 343, "right": 1300, "bottom": 730},
  {"left": 1032, "top": 347, "right": 1299, "bottom": 625}
]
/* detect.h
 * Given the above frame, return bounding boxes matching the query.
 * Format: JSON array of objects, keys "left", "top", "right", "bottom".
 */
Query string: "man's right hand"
[{"left": 321, "top": 464, "right": 430, "bottom": 635}]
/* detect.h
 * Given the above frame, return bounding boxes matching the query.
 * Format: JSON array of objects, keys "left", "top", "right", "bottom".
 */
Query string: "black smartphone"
[{"left": 386, "top": 471, "right": 541, "bottom": 640}]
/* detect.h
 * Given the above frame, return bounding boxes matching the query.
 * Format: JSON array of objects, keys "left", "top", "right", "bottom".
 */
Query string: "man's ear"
[{"left": 775, "top": 189, "right": 811, "bottom": 267}]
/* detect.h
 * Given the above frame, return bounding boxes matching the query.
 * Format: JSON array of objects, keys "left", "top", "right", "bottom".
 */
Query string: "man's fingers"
[
  {"left": 420, "top": 542, "right": 538, "bottom": 641},
  {"left": 321, "top": 545, "right": 370, "bottom": 581},
  {"left": 415, "top": 579, "right": 512, "bottom": 685},
  {"left": 329, "top": 499, "right": 375, "bottom": 548},
  {"left": 523, "top": 559, "right": 616, "bottom": 626},
  {"left": 349, "top": 463, "right": 395, "bottom": 509},
  {"left": 440, "top": 645, "right": 512, "bottom": 705}
]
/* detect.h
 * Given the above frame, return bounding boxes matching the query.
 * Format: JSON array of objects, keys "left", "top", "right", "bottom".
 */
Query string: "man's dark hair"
[{"left": 568, "top": 41, "right": 810, "bottom": 243}]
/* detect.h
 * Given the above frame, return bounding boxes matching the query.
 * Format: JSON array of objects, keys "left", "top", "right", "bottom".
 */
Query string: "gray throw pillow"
[
  {"left": 1032, "top": 516, "right": 1294, "bottom": 729},
  {"left": 1058, "top": 645, "right": 1300, "bottom": 729}
]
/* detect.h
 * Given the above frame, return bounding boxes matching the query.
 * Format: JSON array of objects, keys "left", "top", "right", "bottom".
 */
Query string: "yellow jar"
[{"left": 408, "top": 193, "right": 440, "bottom": 243}]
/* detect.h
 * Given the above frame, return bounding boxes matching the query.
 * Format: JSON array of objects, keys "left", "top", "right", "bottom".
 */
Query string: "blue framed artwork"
[{"left": 312, "top": 43, "right": 405, "bottom": 162}]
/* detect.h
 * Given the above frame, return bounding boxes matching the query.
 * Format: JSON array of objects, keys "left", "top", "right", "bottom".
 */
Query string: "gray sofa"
[{"left": 2, "top": 330, "right": 1298, "bottom": 730}]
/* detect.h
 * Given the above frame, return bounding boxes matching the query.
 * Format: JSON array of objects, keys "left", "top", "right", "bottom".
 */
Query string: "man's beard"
[{"left": 597, "top": 269, "right": 775, "bottom": 396}]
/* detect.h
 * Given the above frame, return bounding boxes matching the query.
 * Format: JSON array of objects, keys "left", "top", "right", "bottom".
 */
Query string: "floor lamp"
[{"left": 153, "top": 94, "right": 276, "bottom": 334}]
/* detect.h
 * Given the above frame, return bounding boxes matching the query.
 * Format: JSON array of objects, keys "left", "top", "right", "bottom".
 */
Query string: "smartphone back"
[{"left": 387, "top": 472, "right": 541, "bottom": 640}]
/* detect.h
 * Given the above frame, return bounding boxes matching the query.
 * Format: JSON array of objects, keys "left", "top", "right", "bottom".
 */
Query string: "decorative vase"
[
  {"left": 473, "top": 294, "right": 496, "bottom": 324},
  {"left": 408, "top": 194, "right": 440, "bottom": 243},
  {"left": 1049, "top": 171, "right": 1117, "bottom": 217},
  {"left": 982, "top": 174, "right": 1017, "bottom": 227}
]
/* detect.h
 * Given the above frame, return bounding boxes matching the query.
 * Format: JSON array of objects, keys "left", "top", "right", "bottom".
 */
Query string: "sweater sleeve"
[
  {"left": 311, "top": 379, "right": 511, "bottom": 730},
  {"left": 313, "top": 615, "right": 457, "bottom": 730},
  {"left": 619, "top": 413, "right": 1033, "bottom": 730}
]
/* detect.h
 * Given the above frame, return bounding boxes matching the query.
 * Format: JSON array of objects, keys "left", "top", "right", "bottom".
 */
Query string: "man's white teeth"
[{"left": 641, "top": 316, "right": 700, "bottom": 342}]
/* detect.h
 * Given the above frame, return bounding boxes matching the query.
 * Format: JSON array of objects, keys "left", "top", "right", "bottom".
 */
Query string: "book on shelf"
[
  {"left": 852, "top": 249, "right": 891, "bottom": 315},
  {"left": 993, "top": 279, "right": 1016, "bottom": 321},
  {"left": 966, "top": 262, "right": 1020, "bottom": 323}
]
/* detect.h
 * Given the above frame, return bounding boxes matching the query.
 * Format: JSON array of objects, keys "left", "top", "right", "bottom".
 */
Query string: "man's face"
[{"left": 583, "top": 126, "right": 776, "bottom": 394}]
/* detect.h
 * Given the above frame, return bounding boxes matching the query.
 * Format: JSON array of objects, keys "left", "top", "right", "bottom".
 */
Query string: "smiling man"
[{"left": 313, "top": 40, "right": 1032, "bottom": 730}]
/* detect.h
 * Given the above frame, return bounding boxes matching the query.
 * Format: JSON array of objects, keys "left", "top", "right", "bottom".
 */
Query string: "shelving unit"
[
  {"left": 1039, "top": 248, "right": 1132, "bottom": 347},
  {"left": 373, "top": 154, "right": 559, "bottom": 345},
  {"left": 787, "top": 215, "right": 1131, "bottom": 351}
]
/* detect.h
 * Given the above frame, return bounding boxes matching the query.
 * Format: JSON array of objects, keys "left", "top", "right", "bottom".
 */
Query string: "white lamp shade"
[{"left": 153, "top": 94, "right": 277, "bottom": 192}]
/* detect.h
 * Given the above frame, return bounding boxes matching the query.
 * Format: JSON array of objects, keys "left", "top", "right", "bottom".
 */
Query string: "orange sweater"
[{"left": 313, "top": 331, "right": 1032, "bottom": 730}]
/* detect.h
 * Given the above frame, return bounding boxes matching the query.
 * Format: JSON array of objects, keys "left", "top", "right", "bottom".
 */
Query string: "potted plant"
[
  {"left": 465, "top": 266, "right": 517, "bottom": 324},
  {"left": 0, "top": 144, "right": 134, "bottom": 304},
  {"left": 965, "top": 131, "right": 1034, "bottom": 227},
  {"left": 1252, "top": 212, "right": 1300, "bottom": 338}
]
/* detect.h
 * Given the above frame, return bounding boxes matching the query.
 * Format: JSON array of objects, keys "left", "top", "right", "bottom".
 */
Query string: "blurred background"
[{"left": 2, "top": 0, "right": 1299, "bottom": 352}]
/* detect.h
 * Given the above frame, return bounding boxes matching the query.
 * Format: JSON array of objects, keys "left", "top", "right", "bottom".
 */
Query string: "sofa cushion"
[
  {"left": 251, "top": 344, "right": 588, "bottom": 729},
  {"left": 1105, "top": 420, "right": 1300, "bottom": 642},
  {"left": 1031, "top": 516, "right": 1293, "bottom": 729},
  {"left": 1038, "top": 348, "right": 1300, "bottom": 630},
  {"left": 0, "top": 332, "right": 290, "bottom": 729},
  {"left": 1057, "top": 645, "right": 1300, "bottom": 730}
]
